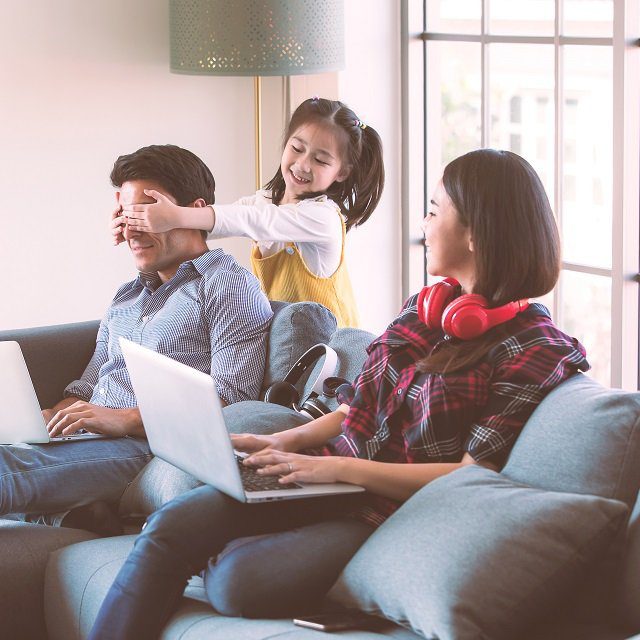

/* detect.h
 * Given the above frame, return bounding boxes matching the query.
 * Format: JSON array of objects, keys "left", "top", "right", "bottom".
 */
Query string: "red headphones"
[{"left": 417, "top": 278, "right": 530, "bottom": 340}]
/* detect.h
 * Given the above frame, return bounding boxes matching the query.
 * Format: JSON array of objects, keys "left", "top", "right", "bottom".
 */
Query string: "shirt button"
[
  {"left": 142, "top": 316, "right": 149, "bottom": 322},
  {"left": 100, "top": 388, "right": 106, "bottom": 395},
  {"left": 396, "top": 388, "right": 403, "bottom": 396},
  {"left": 286, "top": 247, "right": 294, "bottom": 255}
]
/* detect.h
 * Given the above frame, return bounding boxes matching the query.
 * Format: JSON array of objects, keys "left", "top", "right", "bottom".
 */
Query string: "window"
[{"left": 402, "top": 0, "right": 640, "bottom": 389}]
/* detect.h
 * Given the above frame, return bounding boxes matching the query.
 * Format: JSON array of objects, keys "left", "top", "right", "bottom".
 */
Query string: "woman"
[{"left": 89, "top": 149, "right": 589, "bottom": 639}]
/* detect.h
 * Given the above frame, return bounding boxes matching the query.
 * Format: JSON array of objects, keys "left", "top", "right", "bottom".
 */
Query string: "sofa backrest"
[{"left": 0, "top": 321, "right": 100, "bottom": 409}]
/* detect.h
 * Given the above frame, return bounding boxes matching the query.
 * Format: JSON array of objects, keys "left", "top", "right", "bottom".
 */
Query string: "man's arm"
[
  {"left": 205, "top": 269, "right": 273, "bottom": 404},
  {"left": 43, "top": 305, "right": 145, "bottom": 437}
]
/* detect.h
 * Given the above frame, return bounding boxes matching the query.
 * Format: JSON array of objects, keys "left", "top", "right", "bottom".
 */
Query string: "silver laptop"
[
  {"left": 119, "top": 337, "right": 365, "bottom": 503},
  {"left": 0, "top": 341, "right": 109, "bottom": 444}
]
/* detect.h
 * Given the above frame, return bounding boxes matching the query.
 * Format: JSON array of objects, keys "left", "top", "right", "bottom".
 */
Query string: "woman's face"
[{"left": 421, "top": 180, "right": 475, "bottom": 289}]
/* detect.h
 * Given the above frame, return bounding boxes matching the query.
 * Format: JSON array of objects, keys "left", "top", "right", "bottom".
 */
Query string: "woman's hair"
[
  {"left": 264, "top": 97, "right": 385, "bottom": 230},
  {"left": 418, "top": 148, "right": 561, "bottom": 374}
]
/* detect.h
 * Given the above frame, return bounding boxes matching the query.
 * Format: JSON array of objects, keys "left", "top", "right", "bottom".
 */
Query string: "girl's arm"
[
  {"left": 118, "top": 190, "right": 215, "bottom": 234},
  {"left": 117, "top": 190, "right": 340, "bottom": 243},
  {"left": 211, "top": 198, "right": 340, "bottom": 244},
  {"left": 110, "top": 192, "right": 214, "bottom": 244}
]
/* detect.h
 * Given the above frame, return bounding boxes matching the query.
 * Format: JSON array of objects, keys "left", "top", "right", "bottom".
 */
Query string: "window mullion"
[{"left": 611, "top": 0, "right": 640, "bottom": 389}]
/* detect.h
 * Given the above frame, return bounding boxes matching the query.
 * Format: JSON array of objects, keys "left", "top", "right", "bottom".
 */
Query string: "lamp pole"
[{"left": 254, "top": 76, "right": 262, "bottom": 191}]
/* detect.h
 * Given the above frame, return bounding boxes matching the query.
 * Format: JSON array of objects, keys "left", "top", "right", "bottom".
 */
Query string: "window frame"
[{"left": 401, "top": 0, "right": 640, "bottom": 390}]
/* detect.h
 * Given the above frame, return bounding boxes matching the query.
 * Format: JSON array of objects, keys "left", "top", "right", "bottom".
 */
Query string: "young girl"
[
  {"left": 111, "top": 98, "right": 385, "bottom": 328},
  {"left": 90, "top": 149, "right": 588, "bottom": 639}
]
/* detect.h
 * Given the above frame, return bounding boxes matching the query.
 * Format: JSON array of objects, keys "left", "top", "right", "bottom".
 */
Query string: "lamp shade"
[{"left": 170, "top": 0, "right": 345, "bottom": 76}]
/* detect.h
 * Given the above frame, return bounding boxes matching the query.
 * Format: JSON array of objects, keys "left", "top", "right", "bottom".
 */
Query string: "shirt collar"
[{"left": 135, "top": 249, "right": 224, "bottom": 291}]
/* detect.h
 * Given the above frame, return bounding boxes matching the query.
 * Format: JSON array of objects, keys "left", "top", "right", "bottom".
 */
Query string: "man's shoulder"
[
  {"left": 196, "top": 249, "right": 254, "bottom": 281},
  {"left": 196, "top": 250, "right": 268, "bottom": 300},
  {"left": 111, "top": 276, "right": 143, "bottom": 303}
]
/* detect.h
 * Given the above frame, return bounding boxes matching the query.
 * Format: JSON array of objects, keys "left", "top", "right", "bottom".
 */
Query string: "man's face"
[{"left": 118, "top": 180, "right": 203, "bottom": 280}]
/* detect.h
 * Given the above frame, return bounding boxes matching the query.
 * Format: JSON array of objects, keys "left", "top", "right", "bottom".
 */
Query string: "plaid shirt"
[
  {"left": 326, "top": 295, "right": 589, "bottom": 527},
  {"left": 64, "top": 249, "right": 273, "bottom": 408}
]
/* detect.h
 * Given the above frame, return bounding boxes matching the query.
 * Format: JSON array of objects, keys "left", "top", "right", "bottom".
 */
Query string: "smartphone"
[{"left": 293, "top": 610, "right": 382, "bottom": 632}]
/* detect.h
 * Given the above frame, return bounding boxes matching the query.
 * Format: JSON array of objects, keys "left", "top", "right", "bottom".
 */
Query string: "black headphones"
[{"left": 264, "top": 344, "right": 340, "bottom": 420}]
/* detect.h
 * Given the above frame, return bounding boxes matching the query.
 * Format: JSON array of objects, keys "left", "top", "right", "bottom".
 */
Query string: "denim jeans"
[
  {"left": 0, "top": 437, "right": 152, "bottom": 516},
  {"left": 88, "top": 484, "right": 373, "bottom": 640}
]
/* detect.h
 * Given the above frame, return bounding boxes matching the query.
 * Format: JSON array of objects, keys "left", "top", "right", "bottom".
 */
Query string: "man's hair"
[{"left": 110, "top": 144, "right": 216, "bottom": 206}]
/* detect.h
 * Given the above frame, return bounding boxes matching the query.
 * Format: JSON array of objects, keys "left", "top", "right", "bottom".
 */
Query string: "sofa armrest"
[{"left": 0, "top": 321, "right": 99, "bottom": 409}]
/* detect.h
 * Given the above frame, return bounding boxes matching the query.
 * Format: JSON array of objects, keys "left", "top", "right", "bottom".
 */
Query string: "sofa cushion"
[
  {"left": 0, "top": 320, "right": 99, "bottom": 410},
  {"left": 502, "top": 373, "right": 640, "bottom": 507},
  {"left": 45, "top": 536, "right": 419, "bottom": 640},
  {"left": 262, "top": 302, "right": 337, "bottom": 397},
  {"left": 329, "top": 465, "right": 628, "bottom": 640},
  {"left": 119, "top": 403, "right": 310, "bottom": 518}
]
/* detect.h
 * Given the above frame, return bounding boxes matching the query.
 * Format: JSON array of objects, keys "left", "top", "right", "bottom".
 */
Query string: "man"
[{"left": 1, "top": 145, "right": 273, "bottom": 524}]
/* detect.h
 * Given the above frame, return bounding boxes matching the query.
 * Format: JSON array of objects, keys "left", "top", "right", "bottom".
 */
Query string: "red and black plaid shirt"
[{"left": 322, "top": 296, "right": 589, "bottom": 528}]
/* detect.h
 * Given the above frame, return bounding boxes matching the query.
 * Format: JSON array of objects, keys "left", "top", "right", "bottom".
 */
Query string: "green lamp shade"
[{"left": 170, "top": 0, "right": 345, "bottom": 76}]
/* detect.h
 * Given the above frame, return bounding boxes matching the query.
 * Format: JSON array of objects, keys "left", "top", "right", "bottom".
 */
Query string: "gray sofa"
[{"left": 2, "top": 302, "right": 640, "bottom": 640}]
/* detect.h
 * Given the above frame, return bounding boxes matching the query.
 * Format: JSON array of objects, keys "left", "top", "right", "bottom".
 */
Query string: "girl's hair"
[
  {"left": 418, "top": 148, "right": 561, "bottom": 374},
  {"left": 264, "top": 97, "right": 385, "bottom": 230}
]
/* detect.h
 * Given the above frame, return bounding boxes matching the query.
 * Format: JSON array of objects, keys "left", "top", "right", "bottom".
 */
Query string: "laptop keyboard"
[{"left": 236, "top": 456, "right": 300, "bottom": 492}]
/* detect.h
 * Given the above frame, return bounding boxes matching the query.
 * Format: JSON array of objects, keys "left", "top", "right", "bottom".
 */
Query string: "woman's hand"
[
  {"left": 246, "top": 450, "right": 347, "bottom": 485},
  {"left": 231, "top": 430, "right": 299, "bottom": 455},
  {"left": 110, "top": 206, "right": 126, "bottom": 246},
  {"left": 122, "top": 189, "right": 182, "bottom": 233}
]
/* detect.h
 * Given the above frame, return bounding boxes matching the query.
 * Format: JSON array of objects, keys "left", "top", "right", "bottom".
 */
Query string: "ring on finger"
[{"left": 287, "top": 462, "right": 293, "bottom": 473}]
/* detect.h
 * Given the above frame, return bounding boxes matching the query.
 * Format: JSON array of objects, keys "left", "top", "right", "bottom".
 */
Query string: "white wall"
[
  {"left": 0, "top": 0, "right": 401, "bottom": 335},
  {"left": 340, "top": 0, "right": 402, "bottom": 334}
]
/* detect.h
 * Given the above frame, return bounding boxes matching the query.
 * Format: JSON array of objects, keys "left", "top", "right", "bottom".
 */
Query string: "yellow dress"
[{"left": 250, "top": 216, "right": 359, "bottom": 328}]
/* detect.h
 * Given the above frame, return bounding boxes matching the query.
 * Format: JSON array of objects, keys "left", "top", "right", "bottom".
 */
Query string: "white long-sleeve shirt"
[{"left": 209, "top": 191, "right": 344, "bottom": 278}]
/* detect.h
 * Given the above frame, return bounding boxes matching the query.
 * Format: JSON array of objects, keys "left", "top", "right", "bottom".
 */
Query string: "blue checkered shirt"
[{"left": 64, "top": 250, "right": 273, "bottom": 407}]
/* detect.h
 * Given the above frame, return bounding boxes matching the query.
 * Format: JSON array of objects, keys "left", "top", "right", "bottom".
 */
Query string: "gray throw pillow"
[
  {"left": 300, "top": 327, "right": 375, "bottom": 411},
  {"left": 502, "top": 373, "right": 640, "bottom": 507},
  {"left": 329, "top": 465, "right": 628, "bottom": 640},
  {"left": 262, "top": 302, "right": 337, "bottom": 397}
]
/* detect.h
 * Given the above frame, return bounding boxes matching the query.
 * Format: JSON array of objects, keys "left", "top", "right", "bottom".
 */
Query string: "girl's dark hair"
[
  {"left": 418, "top": 148, "right": 561, "bottom": 374},
  {"left": 110, "top": 144, "right": 216, "bottom": 206},
  {"left": 264, "top": 97, "right": 385, "bottom": 230}
]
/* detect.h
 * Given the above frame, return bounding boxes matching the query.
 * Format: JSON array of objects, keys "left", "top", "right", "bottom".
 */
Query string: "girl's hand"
[
  {"left": 110, "top": 206, "right": 126, "bottom": 246},
  {"left": 122, "top": 189, "right": 181, "bottom": 233},
  {"left": 246, "top": 450, "right": 346, "bottom": 485},
  {"left": 231, "top": 431, "right": 298, "bottom": 454}
]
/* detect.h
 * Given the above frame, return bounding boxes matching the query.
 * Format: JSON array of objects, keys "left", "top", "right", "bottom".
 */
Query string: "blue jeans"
[
  {"left": 89, "top": 484, "right": 373, "bottom": 640},
  {"left": 0, "top": 438, "right": 152, "bottom": 515}
]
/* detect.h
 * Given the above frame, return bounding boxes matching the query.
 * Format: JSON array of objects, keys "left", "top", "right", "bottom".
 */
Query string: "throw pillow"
[
  {"left": 329, "top": 465, "right": 628, "bottom": 640},
  {"left": 262, "top": 301, "right": 337, "bottom": 397},
  {"left": 502, "top": 373, "right": 640, "bottom": 507}
]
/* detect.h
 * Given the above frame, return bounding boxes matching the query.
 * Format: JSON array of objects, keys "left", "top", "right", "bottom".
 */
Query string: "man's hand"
[
  {"left": 110, "top": 205, "right": 126, "bottom": 246},
  {"left": 46, "top": 401, "right": 143, "bottom": 438}
]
